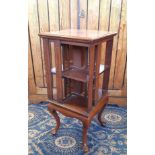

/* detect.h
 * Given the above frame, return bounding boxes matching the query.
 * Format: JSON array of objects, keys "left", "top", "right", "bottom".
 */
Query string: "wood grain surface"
[{"left": 28, "top": 0, "right": 44, "bottom": 87}]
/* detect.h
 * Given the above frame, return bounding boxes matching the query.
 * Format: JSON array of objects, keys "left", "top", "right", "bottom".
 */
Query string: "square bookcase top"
[{"left": 39, "top": 29, "right": 117, "bottom": 43}]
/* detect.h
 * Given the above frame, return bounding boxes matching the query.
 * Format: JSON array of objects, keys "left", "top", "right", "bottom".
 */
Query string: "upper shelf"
[
  {"left": 51, "top": 64, "right": 108, "bottom": 74},
  {"left": 51, "top": 64, "right": 109, "bottom": 82},
  {"left": 39, "top": 29, "right": 117, "bottom": 43},
  {"left": 63, "top": 67, "right": 88, "bottom": 82}
]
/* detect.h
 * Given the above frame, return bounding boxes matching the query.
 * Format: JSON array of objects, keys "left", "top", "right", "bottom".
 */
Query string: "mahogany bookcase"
[{"left": 39, "top": 29, "right": 117, "bottom": 152}]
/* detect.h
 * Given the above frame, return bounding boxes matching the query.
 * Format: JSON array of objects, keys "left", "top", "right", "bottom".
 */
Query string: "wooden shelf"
[
  {"left": 63, "top": 67, "right": 88, "bottom": 82},
  {"left": 63, "top": 95, "right": 88, "bottom": 116},
  {"left": 48, "top": 95, "right": 89, "bottom": 117},
  {"left": 51, "top": 64, "right": 109, "bottom": 82},
  {"left": 39, "top": 29, "right": 117, "bottom": 44},
  {"left": 48, "top": 91, "right": 108, "bottom": 117},
  {"left": 51, "top": 64, "right": 107, "bottom": 74}
]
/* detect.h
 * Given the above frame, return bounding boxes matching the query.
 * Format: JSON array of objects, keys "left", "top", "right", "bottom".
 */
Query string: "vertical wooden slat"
[
  {"left": 43, "top": 38, "right": 53, "bottom": 99},
  {"left": 48, "top": 0, "right": 60, "bottom": 88},
  {"left": 79, "top": 0, "right": 87, "bottom": 29},
  {"left": 62, "top": 45, "right": 72, "bottom": 97},
  {"left": 99, "top": 0, "right": 111, "bottom": 31},
  {"left": 113, "top": 0, "right": 127, "bottom": 89},
  {"left": 28, "top": 0, "right": 44, "bottom": 87},
  {"left": 108, "top": 0, "right": 122, "bottom": 89},
  {"left": 99, "top": 0, "right": 111, "bottom": 63},
  {"left": 94, "top": 44, "right": 101, "bottom": 102},
  {"left": 70, "top": 0, "right": 78, "bottom": 29},
  {"left": 54, "top": 41, "right": 63, "bottom": 101},
  {"left": 48, "top": 0, "right": 59, "bottom": 31},
  {"left": 87, "top": 0, "right": 100, "bottom": 30},
  {"left": 59, "top": 0, "right": 70, "bottom": 97},
  {"left": 59, "top": 0, "right": 70, "bottom": 29},
  {"left": 122, "top": 60, "right": 127, "bottom": 97},
  {"left": 37, "top": 0, "right": 49, "bottom": 32},
  {"left": 103, "top": 39, "right": 114, "bottom": 90},
  {"left": 99, "top": 0, "right": 111, "bottom": 87},
  {"left": 88, "top": 45, "right": 95, "bottom": 111},
  {"left": 38, "top": 0, "right": 49, "bottom": 87},
  {"left": 28, "top": 36, "right": 36, "bottom": 94}
]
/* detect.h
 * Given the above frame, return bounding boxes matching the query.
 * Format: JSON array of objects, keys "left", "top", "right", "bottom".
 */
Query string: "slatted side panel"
[
  {"left": 99, "top": 0, "right": 111, "bottom": 31},
  {"left": 122, "top": 59, "right": 127, "bottom": 97},
  {"left": 59, "top": 0, "right": 70, "bottom": 30},
  {"left": 37, "top": 0, "right": 49, "bottom": 87},
  {"left": 48, "top": 0, "right": 60, "bottom": 87},
  {"left": 79, "top": 0, "right": 87, "bottom": 29},
  {"left": 28, "top": 28, "right": 36, "bottom": 94},
  {"left": 98, "top": 0, "right": 112, "bottom": 87},
  {"left": 87, "top": 0, "right": 100, "bottom": 30},
  {"left": 99, "top": 0, "right": 111, "bottom": 64},
  {"left": 113, "top": 0, "right": 127, "bottom": 89},
  {"left": 28, "top": 0, "right": 44, "bottom": 87},
  {"left": 70, "top": 0, "right": 78, "bottom": 29},
  {"left": 108, "top": 0, "right": 123, "bottom": 89},
  {"left": 28, "top": 0, "right": 127, "bottom": 100},
  {"left": 48, "top": 0, "right": 60, "bottom": 31}
]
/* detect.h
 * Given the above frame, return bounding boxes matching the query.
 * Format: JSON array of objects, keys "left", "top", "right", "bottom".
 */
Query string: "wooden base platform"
[{"left": 47, "top": 93, "right": 108, "bottom": 152}]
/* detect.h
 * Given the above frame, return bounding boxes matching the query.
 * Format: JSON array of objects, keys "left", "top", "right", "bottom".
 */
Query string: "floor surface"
[{"left": 28, "top": 102, "right": 127, "bottom": 155}]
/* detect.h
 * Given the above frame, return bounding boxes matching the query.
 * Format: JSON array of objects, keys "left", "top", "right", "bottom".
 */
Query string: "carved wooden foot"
[
  {"left": 48, "top": 107, "right": 60, "bottom": 135},
  {"left": 82, "top": 122, "right": 89, "bottom": 152},
  {"left": 83, "top": 144, "right": 89, "bottom": 152}
]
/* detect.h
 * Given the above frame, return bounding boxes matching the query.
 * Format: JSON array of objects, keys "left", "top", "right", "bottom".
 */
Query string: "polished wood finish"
[
  {"left": 63, "top": 67, "right": 88, "bottom": 82},
  {"left": 87, "top": 45, "right": 95, "bottom": 111},
  {"left": 102, "top": 39, "right": 113, "bottom": 90},
  {"left": 54, "top": 40, "right": 63, "bottom": 101},
  {"left": 42, "top": 38, "right": 53, "bottom": 100},
  {"left": 94, "top": 44, "right": 102, "bottom": 102},
  {"left": 29, "top": 92, "right": 127, "bottom": 106},
  {"left": 48, "top": 108, "right": 60, "bottom": 135},
  {"left": 51, "top": 64, "right": 108, "bottom": 75},
  {"left": 39, "top": 29, "right": 116, "bottom": 152},
  {"left": 39, "top": 29, "right": 117, "bottom": 43}
]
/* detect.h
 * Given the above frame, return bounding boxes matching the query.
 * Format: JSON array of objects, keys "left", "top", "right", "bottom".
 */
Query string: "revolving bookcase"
[{"left": 39, "top": 29, "right": 117, "bottom": 152}]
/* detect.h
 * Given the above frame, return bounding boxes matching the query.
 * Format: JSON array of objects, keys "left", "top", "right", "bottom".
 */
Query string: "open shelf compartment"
[
  {"left": 62, "top": 67, "right": 88, "bottom": 82},
  {"left": 48, "top": 89, "right": 108, "bottom": 117},
  {"left": 62, "top": 95, "right": 88, "bottom": 116},
  {"left": 51, "top": 64, "right": 109, "bottom": 82}
]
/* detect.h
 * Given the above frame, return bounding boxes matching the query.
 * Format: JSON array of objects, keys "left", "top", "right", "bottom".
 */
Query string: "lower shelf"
[
  {"left": 48, "top": 92, "right": 108, "bottom": 117},
  {"left": 49, "top": 95, "right": 89, "bottom": 117},
  {"left": 62, "top": 95, "right": 88, "bottom": 115}
]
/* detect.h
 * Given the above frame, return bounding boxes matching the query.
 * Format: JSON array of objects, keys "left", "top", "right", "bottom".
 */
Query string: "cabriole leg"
[
  {"left": 48, "top": 107, "right": 60, "bottom": 135},
  {"left": 82, "top": 122, "right": 89, "bottom": 152}
]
